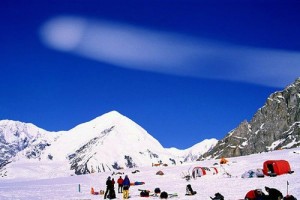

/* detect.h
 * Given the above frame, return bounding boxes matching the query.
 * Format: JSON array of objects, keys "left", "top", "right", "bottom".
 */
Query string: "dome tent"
[
  {"left": 262, "top": 160, "right": 292, "bottom": 176},
  {"left": 192, "top": 167, "right": 218, "bottom": 179},
  {"left": 241, "top": 168, "right": 264, "bottom": 178}
]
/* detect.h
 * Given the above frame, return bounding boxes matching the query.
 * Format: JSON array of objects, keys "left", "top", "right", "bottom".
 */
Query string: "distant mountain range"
[
  {"left": 1, "top": 78, "right": 299, "bottom": 179},
  {"left": 0, "top": 111, "right": 216, "bottom": 179}
]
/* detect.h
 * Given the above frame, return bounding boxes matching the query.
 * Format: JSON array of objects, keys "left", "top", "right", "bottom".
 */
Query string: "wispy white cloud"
[{"left": 40, "top": 16, "right": 300, "bottom": 88}]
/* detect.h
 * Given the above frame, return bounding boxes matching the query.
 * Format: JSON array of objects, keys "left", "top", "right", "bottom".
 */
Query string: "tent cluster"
[
  {"left": 188, "top": 159, "right": 296, "bottom": 199},
  {"left": 242, "top": 160, "right": 293, "bottom": 179},
  {"left": 88, "top": 159, "right": 296, "bottom": 199}
]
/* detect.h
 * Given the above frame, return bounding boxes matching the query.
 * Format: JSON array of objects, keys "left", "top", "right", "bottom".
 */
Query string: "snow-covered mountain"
[
  {"left": 166, "top": 138, "right": 218, "bottom": 162},
  {"left": 41, "top": 111, "right": 180, "bottom": 175},
  {"left": 0, "top": 120, "right": 56, "bottom": 169},
  {"left": 0, "top": 111, "right": 215, "bottom": 179}
]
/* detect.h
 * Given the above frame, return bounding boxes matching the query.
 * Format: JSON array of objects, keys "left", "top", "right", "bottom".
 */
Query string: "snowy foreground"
[{"left": 0, "top": 148, "right": 299, "bottom": 200}]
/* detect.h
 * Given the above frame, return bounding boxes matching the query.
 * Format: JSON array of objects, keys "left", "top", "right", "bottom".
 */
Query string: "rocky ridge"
[{"left": 203, "top": 78, "right": 300, "bottom": 158}]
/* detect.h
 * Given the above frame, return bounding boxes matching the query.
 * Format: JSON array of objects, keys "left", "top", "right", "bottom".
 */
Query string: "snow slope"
[{"left": 0, "top": 147, "right": 299, "bottom": 200}]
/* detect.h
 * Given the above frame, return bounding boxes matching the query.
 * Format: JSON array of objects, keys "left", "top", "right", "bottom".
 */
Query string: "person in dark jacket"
[
  {"left": 104, "top": 176, "right": 114, "bottom": 199},
  {"left": 265, "top": 187, "right": 283, "bottom": 200}
]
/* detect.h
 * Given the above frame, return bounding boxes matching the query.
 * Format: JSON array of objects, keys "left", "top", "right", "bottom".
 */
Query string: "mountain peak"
[
  {"left": 0, "top": 120, "right": 48, "bottom": 142},
  {"left": 85, "top": 110, "right": 128, "bottom": 124},
  {"left": 98, "top": 110, "right": 123, "bottom": 119}
]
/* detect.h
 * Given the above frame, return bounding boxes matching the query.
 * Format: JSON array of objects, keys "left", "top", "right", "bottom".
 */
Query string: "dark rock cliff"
[{"left": 203, "top": 78, "right": 300, "bottom": 158}]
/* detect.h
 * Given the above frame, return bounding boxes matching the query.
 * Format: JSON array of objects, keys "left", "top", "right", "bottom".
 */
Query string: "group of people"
[
  {"left": 245, "top": 186, "right": 283, "bottom": 200},
  {"left": 104, "top": 175, "right": 131, "bottom": 199}
]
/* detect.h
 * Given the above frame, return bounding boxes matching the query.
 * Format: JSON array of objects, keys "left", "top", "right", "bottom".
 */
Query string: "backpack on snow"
[
  {"left": 140, "top": 190, "right": 150, "bottom": 197},
  {"left": 154, "top": 187, "right": 161, "bottom": 194},
  {"left": 210, "top": 192, "right": 224, "bottom": 200},
  {"left": 186, "top": 184, "right": 197, "bottom": 195},
  {"left": 160, "top": 191, "right": 168, "bottom": 199}
]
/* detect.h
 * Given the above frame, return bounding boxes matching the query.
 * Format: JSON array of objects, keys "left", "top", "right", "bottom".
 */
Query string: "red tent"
[{"left": 262, "top": 160, "right": 291, "bottom": 176}]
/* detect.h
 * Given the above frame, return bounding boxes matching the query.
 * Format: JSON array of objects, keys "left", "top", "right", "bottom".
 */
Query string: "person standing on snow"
[
  {"left": 104, "top": 176, "right": 113, "bottom": 199},
  {"left": 117, "top": 176, "right": 124, "bottom": 193},
  {"left": 122, "top": 175, "right": 131, "bottom": 199}
]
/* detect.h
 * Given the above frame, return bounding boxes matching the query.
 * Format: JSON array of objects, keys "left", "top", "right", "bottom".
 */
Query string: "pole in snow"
[{"left": 78, "top": 184, "right": 81, "bottom": 193}]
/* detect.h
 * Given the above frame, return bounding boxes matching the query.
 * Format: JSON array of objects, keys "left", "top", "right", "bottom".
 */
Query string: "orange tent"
[{"left": 220, "top": 157, "right": 228, "bottom": 164}]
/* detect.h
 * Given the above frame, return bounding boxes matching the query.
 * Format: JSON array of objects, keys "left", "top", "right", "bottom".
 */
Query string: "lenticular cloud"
[
  {"left": 40, "top": 15, "right": 300, "bottom": 88},
  {"left": 40, "top": 17, "right": 87, "bottom": 51}
]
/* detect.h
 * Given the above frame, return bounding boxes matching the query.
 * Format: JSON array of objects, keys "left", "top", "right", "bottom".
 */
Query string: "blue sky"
[{"left": 1, "top": 0, "right": 300, "bottom": 149}]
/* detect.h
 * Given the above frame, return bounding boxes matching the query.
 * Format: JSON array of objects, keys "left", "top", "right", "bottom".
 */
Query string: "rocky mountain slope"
[{"left": 203, "top": 78, "right": 300, "bottom": 159}]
